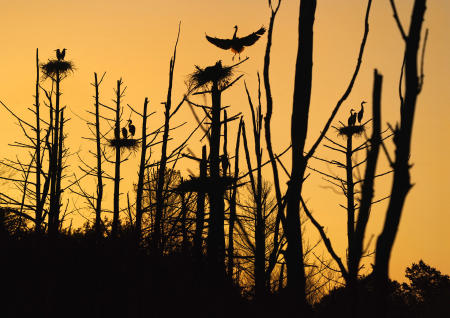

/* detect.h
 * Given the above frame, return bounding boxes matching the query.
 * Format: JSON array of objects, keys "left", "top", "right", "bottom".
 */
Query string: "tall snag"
[
  {"left": 187, "top": 58, "right": 245, "bottom": 279},
  {"left": 41, "top": 52, "right": 74, "bottom": 237},
  {"left": 112, "top": 79, "right": 127, "bottom": 239},
  {"left": 135, "top": 97, "right": 149, "bottom": 243},
  {"left": 153, "top": 25, "right": 182, "bottom": 254},
  {"left": 285, "top": 0, "right": 316, "bottom": 310},
  {"left": 285, "top": 0, "right": 371, "bottom": 310},
  {"left": 375, "top": 0, "right": 427, "bottom": 315}
]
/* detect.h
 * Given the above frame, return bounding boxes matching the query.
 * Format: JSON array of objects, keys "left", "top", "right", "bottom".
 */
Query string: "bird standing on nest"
[
  {"left": 348, "top": 109, "right": 357, "bottom": 127},
  {"left": 55, "top": 48, "right": 67, "bottom": 61},
  {"left": 221, "top": 154, "right": 229, "bottom": 176},
  {"left": 357, "top": 101, "right": 366, "bottom": 123},
  {"left": 128, "top": 120, "right": 136, "bottom": 137},
  {"left": 122, "top": 127, "right": 128, "bottom": 139},
  {"left": 206, "top": 25, "right": 266, "bottom": 60}
]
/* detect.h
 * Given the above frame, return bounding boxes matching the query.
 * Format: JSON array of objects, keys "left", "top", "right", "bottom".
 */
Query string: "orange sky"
[{"left": 0, "top": 0, "right": 449, "bottom": 283}]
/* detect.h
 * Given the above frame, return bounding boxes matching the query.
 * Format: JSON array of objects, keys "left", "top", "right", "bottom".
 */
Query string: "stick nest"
[
  {"left": 338, "top": 125, "right": 366, "bottom": 137},
  {"left": 188, "top": 61, "right": 234, "bottom": 90},
  {"left": 176, "top": 176, "right": 236, "bottom": 193},
  {"left": 41, "top": 59, "right": 74, "bottom": 79},
  {"left": 108, "top": 138, "right": 140, "bottom": 151}
]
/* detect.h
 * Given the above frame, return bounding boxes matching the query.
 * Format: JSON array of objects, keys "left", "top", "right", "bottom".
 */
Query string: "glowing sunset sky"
[{"left": 0, "top": 0, "right": 449, "bottom": 282}]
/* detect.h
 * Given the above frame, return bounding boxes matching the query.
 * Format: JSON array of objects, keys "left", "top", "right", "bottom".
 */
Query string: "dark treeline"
[{"left": 1, "top": 0, "right": 444, "bottom": 317}]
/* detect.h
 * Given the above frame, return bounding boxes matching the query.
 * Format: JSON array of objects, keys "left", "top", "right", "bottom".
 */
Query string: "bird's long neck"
[
  {"left": 361, "top": 102, "right": 364, "bottom": 110},
  {"left": 233, "top": 26, "right": 238, "bottom": 39}
]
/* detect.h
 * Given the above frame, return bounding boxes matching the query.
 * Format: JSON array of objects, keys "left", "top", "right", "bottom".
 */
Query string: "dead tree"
[
  {"left": 226, "top": 120, "right": 242, "bottom": 280},
  {"left": 285, "top": 0, "right": 317, "bottom": 309},
  {"left": 42, "top": 57, "right": 74, "bottom": 238},
  {"left": 242, "top": 80, "right": 265, "bottom": 299},
  {"left": 285, "top": 0, "right": 371, "bottom": 311},
  {"left": 304, "top": 70, "right": 384, "bottom": 317},
  {"left": 153, "top": 25, "right": 182, "bottom": 254},
  {"left": 112, "top": 79, "right": 127, "bottom": 239},
  {"left": 0, "top": 49, "right": 73, "bottom": 235},
  {"left": 34, "top": 49, "right": 43, "bottom": 233},
  {"left": 187, "top": 58, "right": 245, "bottom": 279},
  {"left": 135, "top": 97, "right": 150, "bottom": 243},
  {"left": 262, "top": 0, "right": 287, "bottom": 291},
  {"left": 374, "top": 0, "right": 427, "bottom": 315},
  {"left": 93, "top": 73, "right": 105, "bottom": 238},
  {"left": 69, "top": 72, "right": 118, "bottom": 240}
]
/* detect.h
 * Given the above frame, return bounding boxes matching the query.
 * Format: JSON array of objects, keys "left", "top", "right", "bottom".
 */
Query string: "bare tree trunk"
[
  {"left": 207, "top": 81, "right": 225, "bottom": 277},
  {"left": 194, "top": 145, "right": 207, "bottom": 263},
  {"left": 345, "top": 134, "right": 355, "bottom": 274},
  {"left": 278, "top": 262, "right": 285, "bottom": 291},
  {"left": 374, "top": 0, "right": 426, "bottom": 315},
  {"left": 54, "top": 109, "right": 64, "bottom": 232},
  {"left": 34, "top": 49, "right": 43, "bottom": 233},
  {"left": 180, "top": 192, "right": 188, "bottom": 254},
  {"left": 348, "top": 70, "right": 383, "bottom": 317},
  {"left": 94, "top": 73, "right": 104, "bottom": 239},
  {"left": 285, "top": 0, "right": 316, "bottom": 312},
  {"left": 135, "top": 97, "right": 149, "bottom": 244},
  {"left": 48, "top": 70, "right": 61, "bottom": 238},
  {"left": 154, "top": 26, "right": 180, "bottom": 252},
  {"left": 154, "top": 101, "right": 170, "bottom": 253},
  {"left": 227, "top": 121, "right": 242, "bottom": 279},
  {"left": 244, "top": 82, "right": 265, "bottom": 299},
  {"left": 263, "top": 0, "right": 286, "bottom": 288},
  {"left": 112, "top": 79, "right": 122, "bottom": 239}
]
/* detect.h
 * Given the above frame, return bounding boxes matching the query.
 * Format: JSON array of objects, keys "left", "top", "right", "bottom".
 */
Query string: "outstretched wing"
[
  {"left": 206, "top": 34, "right": 233, "bottom": 50},
  {"left": 239, "top": 27, "right": 266, "bottom": 47}
]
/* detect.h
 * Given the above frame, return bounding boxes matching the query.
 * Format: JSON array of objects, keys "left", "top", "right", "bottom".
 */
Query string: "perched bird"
[
  {"left": 348, "top": 109, "right": 357, "bottom": 127},
  {"left": 206, "top": 25, "right": 266, "bottom": 60},
  {"left": 357, "top": 101, "right": 366, "bottom": 123},
  {"left": 128, "top": 120, "right": 136, "bottom": 137},
  {"left": 122, "top": 127, "right": 128, "bottom": 139},
  {"left": 221, "top": 154, "right": 229, "bottom": 176},
  {"left": 55, "top": 48, "right": 67, "bottom": 61}
]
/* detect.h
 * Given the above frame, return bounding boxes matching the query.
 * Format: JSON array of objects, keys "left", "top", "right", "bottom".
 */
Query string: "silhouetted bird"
[
  {"left": 122, "top": 127, "right": 128, "bottom": 139},
  {"left": 221, "top": 154, "right": 229, "bottom": 175},
  {"left": 55, "top": 48, "right": 67, "bottom": 61},
  {"left": 206, "top": 25, "right": 266, "bottom": 60},
  {"left": 358, "top": 101, "right": 366, "bottom": 123},
  {"left": 348, "top": 109, "right": 357, "bottom": 127},
  {"left": 128, "top": 120, "right": 136, "bottom": 137}
]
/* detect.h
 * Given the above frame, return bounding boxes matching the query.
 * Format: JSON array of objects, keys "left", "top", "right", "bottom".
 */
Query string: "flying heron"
[{"left": 206, "top": 25, "right": 266, "bottom": 60}]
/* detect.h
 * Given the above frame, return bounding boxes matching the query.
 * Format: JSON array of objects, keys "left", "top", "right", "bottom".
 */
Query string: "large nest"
[
  {"left": 41, "top": 59, "right": 74, "bottom": 79},
  {"left": 176, "top": 176, "right": 236, "bottom": 193},
  {"left": 188, "top": 61, "right": 234, "bottom": 90},
  {"left": 338, "top": 125, "right": 366, "bottom": 137},
  {"left": 108, "top": 138, "right": 139, "bottom": 151}
]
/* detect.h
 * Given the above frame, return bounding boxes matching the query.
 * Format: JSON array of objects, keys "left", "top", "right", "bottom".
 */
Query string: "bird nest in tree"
[
  {"left": 188, "top": 61, "right": 234, "bottom": 90},
  {"left": 176, "top": 176, "right": 236, "bottom": 193},
  {"left": 108, "top": 138, "right": 139, "bottom": 151},
  {"left": 41, "top": 59, "right": 74, "bottom": 79},
  {"left": 338, "top": 125, "right": 366, "bottom": 137}
]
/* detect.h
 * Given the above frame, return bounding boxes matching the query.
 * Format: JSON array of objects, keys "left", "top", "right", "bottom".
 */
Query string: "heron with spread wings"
[{"left": 206, "top": 25, "right": 266, "bottom": 60}]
